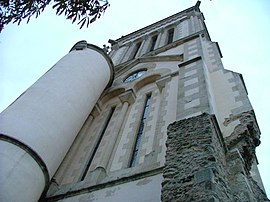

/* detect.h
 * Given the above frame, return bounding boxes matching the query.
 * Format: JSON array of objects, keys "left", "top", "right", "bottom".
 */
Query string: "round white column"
[{"left": 0, "top": 41, "right": 114, "bottom": 202}]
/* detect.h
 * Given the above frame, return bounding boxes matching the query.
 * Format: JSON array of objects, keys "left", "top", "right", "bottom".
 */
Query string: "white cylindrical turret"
[{"left": 0, "top": 41, "right": 114, "bottom": 202}]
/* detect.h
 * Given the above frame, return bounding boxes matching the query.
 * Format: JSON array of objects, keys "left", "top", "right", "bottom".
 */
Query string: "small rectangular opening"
[
  {"left": 167, "top": 28, "right": 174, "bottom": 44},
  {"left": 149, "top": 35, "right": 158, "bottom": 51}
]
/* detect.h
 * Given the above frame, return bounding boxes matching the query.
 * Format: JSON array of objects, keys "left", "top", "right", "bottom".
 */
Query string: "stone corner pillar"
[
  {"left": 0, "top": 41, "right": 114, "bottom": 202},
  {"left": 224, "top": 111, "right": 269, "bottom": 201},
  {"left": 161, "top": 113, "right": 232, "bottom": 201}
]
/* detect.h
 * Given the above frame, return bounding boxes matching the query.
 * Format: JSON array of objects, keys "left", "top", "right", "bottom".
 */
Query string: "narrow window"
[
  {"left": 130, "top": 41, "right": 142, "bottom": 59},
  {"left": 167, "top": 28, "right": 174, "bottom": 44},
  {"left": 129, "top": 94, "right": 152, "bottom": 167},
  {"left": 80, "top": 107, "right": 116, "bottom": 181},
  {"left": 149, "top": 35, "right": 158, "bottom": 51}
]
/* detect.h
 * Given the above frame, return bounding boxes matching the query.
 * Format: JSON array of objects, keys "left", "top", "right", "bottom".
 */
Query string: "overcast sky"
[{"left": 0, "top": 0, "right": 269, "bottom": 197}]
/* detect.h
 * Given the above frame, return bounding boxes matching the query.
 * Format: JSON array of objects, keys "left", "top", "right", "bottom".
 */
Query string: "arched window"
[{"left": 129, "top": 93, "right": 152, "bottom": 167}]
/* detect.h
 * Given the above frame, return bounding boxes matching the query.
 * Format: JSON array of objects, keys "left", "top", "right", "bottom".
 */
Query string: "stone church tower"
[{"left": 0, "top": 2, "right": 268, "bottom": 202}]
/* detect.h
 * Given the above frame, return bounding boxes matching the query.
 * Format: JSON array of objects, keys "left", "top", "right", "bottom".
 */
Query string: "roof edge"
[{"left": 113, "top": 1, "right": 201, "bottom": 43}]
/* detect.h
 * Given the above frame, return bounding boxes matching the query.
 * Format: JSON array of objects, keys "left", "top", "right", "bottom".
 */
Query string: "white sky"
[{"left": 0, "top": 0, "right": 269, "bottom": 197}]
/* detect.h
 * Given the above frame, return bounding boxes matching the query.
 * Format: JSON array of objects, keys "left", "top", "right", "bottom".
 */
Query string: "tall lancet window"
[
  {"left": 80, "top": 106, "right": 116, "bottom": 181},
  {"left": 129, "top": 94, "right": 152, "bottom": 167},
  {"left": 167, "top": 28, "right": 174, "bottom": 44}
]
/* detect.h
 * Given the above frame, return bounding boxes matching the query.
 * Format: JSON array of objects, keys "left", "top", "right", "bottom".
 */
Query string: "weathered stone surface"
[
  {"left": 162, "top": 112, "right": 269, "bottom": 202},
  {"left": 224, "top": 111, "right": 260, "bottom": 172},
  {"left": 162, "top": 113, "right": 232, "bottom": 202},
  {"left": 225, "top": 111, "right": 269, "bottom": 201}
]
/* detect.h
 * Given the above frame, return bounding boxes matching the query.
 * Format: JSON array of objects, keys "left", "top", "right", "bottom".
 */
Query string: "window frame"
[
  {"left": 129, "top": 93, "right": 152, "bottom": 167},
  {"left": 167, "top": 28, "right": 174, "bottom": 45},
  {"left": 124, "top": 69, "right": 147, "bottom": 83},
  {"left": 149, "top": 34, "right": 158, "bottom": 51},
  {"left": 130, "top": 41, "right": 142, "bottom": 59}
]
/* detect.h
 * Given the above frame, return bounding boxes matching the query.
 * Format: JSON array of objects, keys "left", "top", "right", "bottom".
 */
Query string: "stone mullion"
[
  {"left": 136, "top": 35, "right": 149, "bottom": 57},
  {"left": 54, "top": 104, "right": 100, "bottom": 184},
  {"left": 156, "top": 28, "right": 165, "bottom": 49},
  {"left": 190, "top": 15, "right": 195, "bottom": 33},
  {"left": 121, "top": 42, "right": 134, "bottom": 62},
  {"left": 152, "top": 76, "right": 171, "bottom": 166},
  {"left": 138, "top": 35, "right": 151, "bottom": 56},
  {"left": 174, "top": 21, "right": 182, "bottom": 41},
  {"left": 98, "top": 90, "right": 136, "bottom": 171}
]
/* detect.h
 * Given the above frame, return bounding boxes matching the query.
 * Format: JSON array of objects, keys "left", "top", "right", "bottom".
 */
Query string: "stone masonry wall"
[
  {"left": 224, "top": 111, "right": 269, "bottom": 201},
  {"left": 162, "top": 113, "right": 232, "bottom": 201},
  {"left": 162, "top": 112, "right": 269, "bottom": 202}
]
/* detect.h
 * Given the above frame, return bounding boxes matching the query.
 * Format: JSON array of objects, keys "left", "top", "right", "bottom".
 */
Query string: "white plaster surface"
[
  {"left": 184, "top": 69, "right": 197, "bottom": 77},
  {"left": 187, "top": 39, "right": 197, "bottom": 46},
  {"left": 185, "top": 87, "right": 199, "bottom": 97},
  {"left": 183, "top": 111, "right": 202, "bottom": 119},
  {"left": 156, "top": 46, "right": 184, "bottom": 56},
  {"left": 184, "top": 98, "right": 200, "bottom": 110},
  {"left": 207, "top": 70, "right": 244, "bottom": 136},
  {"left": 185, "top": 62, "right": 196, "bottom": 70},
  {"left": 164, "top": 76, "right": 178, "bottom": 124},
  {"left": 155, "top": 61, "right": 179, "bottom": 72},
  {"left": 184, "top": 77, "right": 198, "bottom": 87},
  {"left": 181, "top": 20, "right": 189, "bottom": 38},
  {"left": 188, "top": 49, "right": 198, "bottom": 55},
  {"left": 188, "top": 44, "right": 197, "bottom": 50},
  {"left": 0, "top": 141, "right": 45, "bottom": 202}
]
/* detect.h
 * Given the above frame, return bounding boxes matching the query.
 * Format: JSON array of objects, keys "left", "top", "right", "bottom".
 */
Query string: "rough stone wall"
[
  {"left": 162, "top": 113, "right": 232, "bottom": 201},
  {"left": 162, "top": 112, "right": 269, "bottom": 202},
  {"left": 224, "top": 111, "right": 260, "bottom": 172},
  {"left": 224, "top": 111, "right": 269, "bottom": 202}
]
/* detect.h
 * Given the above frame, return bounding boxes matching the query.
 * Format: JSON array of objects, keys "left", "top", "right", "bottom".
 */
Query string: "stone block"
[{"left": 194, "top": 168, "right": 214, "bottom": 184}]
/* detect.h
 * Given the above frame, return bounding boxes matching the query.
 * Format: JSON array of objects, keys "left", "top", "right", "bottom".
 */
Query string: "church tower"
[{"left": 0, "top": 2, "right": 268, "bottom": 201}]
